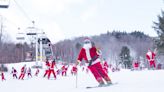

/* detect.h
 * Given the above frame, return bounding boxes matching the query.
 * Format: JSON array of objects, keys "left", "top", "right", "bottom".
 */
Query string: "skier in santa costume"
[
  {"left": 11, "top": 67, "right": 17, "bottom": 79},
  {"left": 19, "top": 64, "right": 26, "bottom": 80},
  {"left": 146, "top": 49, "right": 156, "bottom": 69},
  {"left": 56, "top": 69, "right": 61, "bottom": 75},
  {"left": 27, "top": 67, "right": 32, "bottom": 78},
  {"left": 76, "top": 38, "right": 112, "bottom": 87},
  {"left": 61, "top": 65, "right": 68, "bottom": 76},
  {"left": 71, "top": 65, "right": 77, "bottom": 75},
  {"left": 35, "top": 68, "right": 40, "bottom": 76},
  {"left": 133, "top": 60, "right": 140, "bottom": 70},
  {"left": 43, "top": 60, "right": 50, "bottom": 77},
  {"left": 48, "top": 60, "right": 57, "bottom": 79},
  {"left": 1, "top": 72, "right": 6, "bottom": 81},
  {"left": 103, "top": 59, "right": 109, "bottom": 74}
]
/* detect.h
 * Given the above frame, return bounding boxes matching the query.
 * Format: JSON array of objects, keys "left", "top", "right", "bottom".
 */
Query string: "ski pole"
[{"left": 76, "top": 69, "right": 78, "bottom": 88}]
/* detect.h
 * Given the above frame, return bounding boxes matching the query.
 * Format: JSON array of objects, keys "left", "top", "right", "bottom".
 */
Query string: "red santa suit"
[
  {"left": 77, "top": 39, "right": 112, "bottom": 85},
  {"left": 11, "top": 67, "right": 17, "bottom": 79},
  {"left": 103, "top": 61, "right": 109, "bottom": 73},
  {"left": 48, "top": 61, "right": 56, "bottom": 79},
  {"left": 61, "top": 65, "right": 67, "bottom": 76},
  {"left": 71, "top": 66, "right": 77, "bottom": 75},
  {"left": 43, "top": 61, "right": 50, "bottom": 77},
  {"left": 146, "top": 50, "right": 156, "bottom": 69},
  {"left": 133, "top": 61, "right": 139, "bottom": 70},
  {"left": 27, "top": 67, "right": 32, "bottom": 78},
  {"left": 104, "top": 61, "right": 109, "bottom": 68},
  {"left": 35, "top": 68, "right": 39, "bottom": 76},
  {"left": 56, "top": 69, "right": 60, "bottom": 75},
  {"left": 19, "top": 65, "right": 26, "bottom": 80},
  {"left": 1, "top": 72, "right": 6, "bottom": 81}
]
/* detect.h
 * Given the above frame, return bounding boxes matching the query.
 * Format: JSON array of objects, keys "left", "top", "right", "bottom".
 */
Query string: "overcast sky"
[{"left": 0, "top": 0, "right": 164, "bottom": 43}]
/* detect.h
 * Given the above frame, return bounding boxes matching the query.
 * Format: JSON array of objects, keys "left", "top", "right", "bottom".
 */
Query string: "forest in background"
[
  {"left": 0, "top": 30, "right": 162, "bottom": 69},
  {"left": 53, "top": 31, "right": 155, "bottom": 68}
]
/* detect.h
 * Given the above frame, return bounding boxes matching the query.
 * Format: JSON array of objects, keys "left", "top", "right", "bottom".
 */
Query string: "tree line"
[
  {"left": 53, "top": 31, "right": 155, "bottom": 68},
  {"left": 0, "top": 30, "right": 159, "bottom": 69}
]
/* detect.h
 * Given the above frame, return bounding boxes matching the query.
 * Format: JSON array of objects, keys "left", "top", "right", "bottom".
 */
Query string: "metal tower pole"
[{"left": 40, "top": 36, "right": 43, "bottom": 62}]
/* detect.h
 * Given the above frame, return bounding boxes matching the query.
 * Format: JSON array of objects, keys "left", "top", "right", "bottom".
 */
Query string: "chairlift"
[
  {"left": 37, "top": 36, "right": 53, "bottom": 61},
  {"left": 0, "top": 0, "right": 10, "bottom": 8},
  {"left": 38, "top": 37, "right": 50, "bottom": 44}
]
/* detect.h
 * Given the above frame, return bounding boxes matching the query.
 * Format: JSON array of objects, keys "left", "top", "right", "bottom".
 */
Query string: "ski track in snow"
[{"left": 0, "top": 62, "right": 164, "bottom": 92}]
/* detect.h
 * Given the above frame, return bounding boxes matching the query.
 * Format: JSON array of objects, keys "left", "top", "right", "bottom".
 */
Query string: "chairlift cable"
[{"left": 13, "top": 0, "right": 32, "bottom": 23}]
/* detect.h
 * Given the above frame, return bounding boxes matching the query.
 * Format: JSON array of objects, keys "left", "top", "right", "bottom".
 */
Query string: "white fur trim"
[
  {"left": 85, "top": 49, "right": 91, "bottom": 61},
  {"left": 83, "top": 44, "right": 92, "bottom": 49},
  {"left": 92, "top": 58, "right": 101, "bottom": 65},
  {"left": 147, "top": 51, "right": 152, "bottom": 59}
]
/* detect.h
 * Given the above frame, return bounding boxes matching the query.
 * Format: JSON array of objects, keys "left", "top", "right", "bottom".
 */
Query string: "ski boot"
[
  {"left": 106, "top": 81, "right": 113, "bottom": 86},
  {"left": 98, "top": 82, "right": 105, "bottom": 87}
]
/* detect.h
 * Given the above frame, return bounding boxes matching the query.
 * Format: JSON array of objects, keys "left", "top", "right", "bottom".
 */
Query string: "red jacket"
[
  {"left": 146, "top": 51, "right": 156, "bottom": 61},
  {"left": 72, "top": 66, "right": 77, "bottom": 72},
  {"left": 134, "top": 62, "right": 139, "bottom": 68},
  {"left": 1, "top": 72, "right": 4, "bottom": 77},
  {"left": 104, "top": 61, "right": 109, "bottom": 68},
  {"left": 21, "top": 67, "right": 26, "bottom": 73},
  {"left": 78, "top": 46, "right": 99, "bottom": 63},
  {"left": 62, "top": 65, "right": 66, "bottom": 70},
  {"left": 45, "top": 61, "right": 50, "bottom": 69},
  {"left": 50, "top": 62, "right": 56, "bottom": 69}
]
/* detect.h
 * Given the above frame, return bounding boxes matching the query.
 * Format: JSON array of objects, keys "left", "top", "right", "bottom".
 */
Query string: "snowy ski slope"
[{"left": 0, "top": 62, "right": 164, "bottom": 92}]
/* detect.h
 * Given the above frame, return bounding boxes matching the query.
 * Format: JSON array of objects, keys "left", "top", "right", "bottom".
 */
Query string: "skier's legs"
[
  {"left": 88, "top": 64, "right": 104, "bottom": 84},
  {"left": 35, "top": 72, "right": 39, "bottom": 76},
  {"left": 62, "top": 71, "right": 64, "bottom": 76},
  {"left": 2, "top": 77, "right": 5, "bottom": 81},
  {"left": 13, "top": 74, "right": 17, "bottom": 79},
  {"left": 150, "top": 61, "right": 156, "bottom": 69},
  {"left": 94, "top": 62, "right": 111, "bottom": 82},
  {"left": 62, "top": 71, "right": 66, "bottom": 76},
  {"left": 13, "top": 74, "right": 15, "bottom": 78},
  {"left": 30, "top": 73, "right": 32, "bottom": 77},
  {"left": 19, "top": 74, "right": 23, "bottom": 79},
  {"left": 28, "top": 73, "right": 32, "bottom": 77},
  {"left": 65, "top": 71, "right": 67, "bottom": 76},
  {"left": 2, "top": 75, "right": 5, "bottom": 81},
  {"left": 52, "top": 70, "right": 56, "bottom": 79},
  {"left": 15, "top": 74, "right": 18, "bottom": 79},
  {"left": 44, "top": 70, "right": 49, "bottom": 77},
  {"left": 48, "top": 70, "right": 52, "bottom": 79},
  {"left": 35, "top": 73, "right": 37, "bottom": 76},
  {"left": 152, "top": 61, "right": 156, "bottom": 68},
  {"left": 21, "top": 74, "right": 25, "bottom": 79}
]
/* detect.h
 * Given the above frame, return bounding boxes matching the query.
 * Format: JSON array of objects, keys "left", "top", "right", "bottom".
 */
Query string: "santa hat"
[
  {"left": 148, "top": 48, "right": 151, "bottom": 52},
  {"left": 83, "top": 37, "right": 91, "bottom": 43}
]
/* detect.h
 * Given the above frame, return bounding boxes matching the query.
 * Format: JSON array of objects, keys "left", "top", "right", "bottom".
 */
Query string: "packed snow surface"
[{"left": 0, "top": 62, "right": 164, "bottom": 92}]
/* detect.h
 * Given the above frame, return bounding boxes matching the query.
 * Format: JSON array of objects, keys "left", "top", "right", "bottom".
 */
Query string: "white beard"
[
  {"left": 83, "top": 44, "right": 92, "bottom": 49},
  {"left": 83, "top": 43, "right": 92, "bottom": 61},
  {"left": 147, "top": 51, "right": 152, "bottom": 58}
]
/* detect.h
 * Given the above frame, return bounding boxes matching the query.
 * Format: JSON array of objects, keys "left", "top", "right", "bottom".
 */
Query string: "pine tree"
[
  {"left": 119, "top": 46, "right": 132, "bottom": 69},
  {"left": 153, "top": 11, "right": 164, "bottom": 54}
]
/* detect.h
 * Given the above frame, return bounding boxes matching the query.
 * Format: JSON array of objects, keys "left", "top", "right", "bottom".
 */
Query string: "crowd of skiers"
[
  {"left": 0, "top": 59, "right": 79, "bottom": 81},
  {"left": 0, "top": 59, "right": 110, "bottom": 81},
  {"left": 0, "top": 37, "right": 161, "bottom": 88},
  {"left": 0, "top": 52, "right": 160, "bottom": 85}
]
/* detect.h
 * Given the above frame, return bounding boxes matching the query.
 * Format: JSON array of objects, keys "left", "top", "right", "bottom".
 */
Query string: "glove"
[{"left": 75, "top": 60, "right": 80, "bottom": 66}]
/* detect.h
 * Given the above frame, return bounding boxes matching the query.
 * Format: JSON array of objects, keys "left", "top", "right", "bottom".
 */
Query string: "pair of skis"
[{"left": 86, "top": 82, "right": 118, "bottom": 89}]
